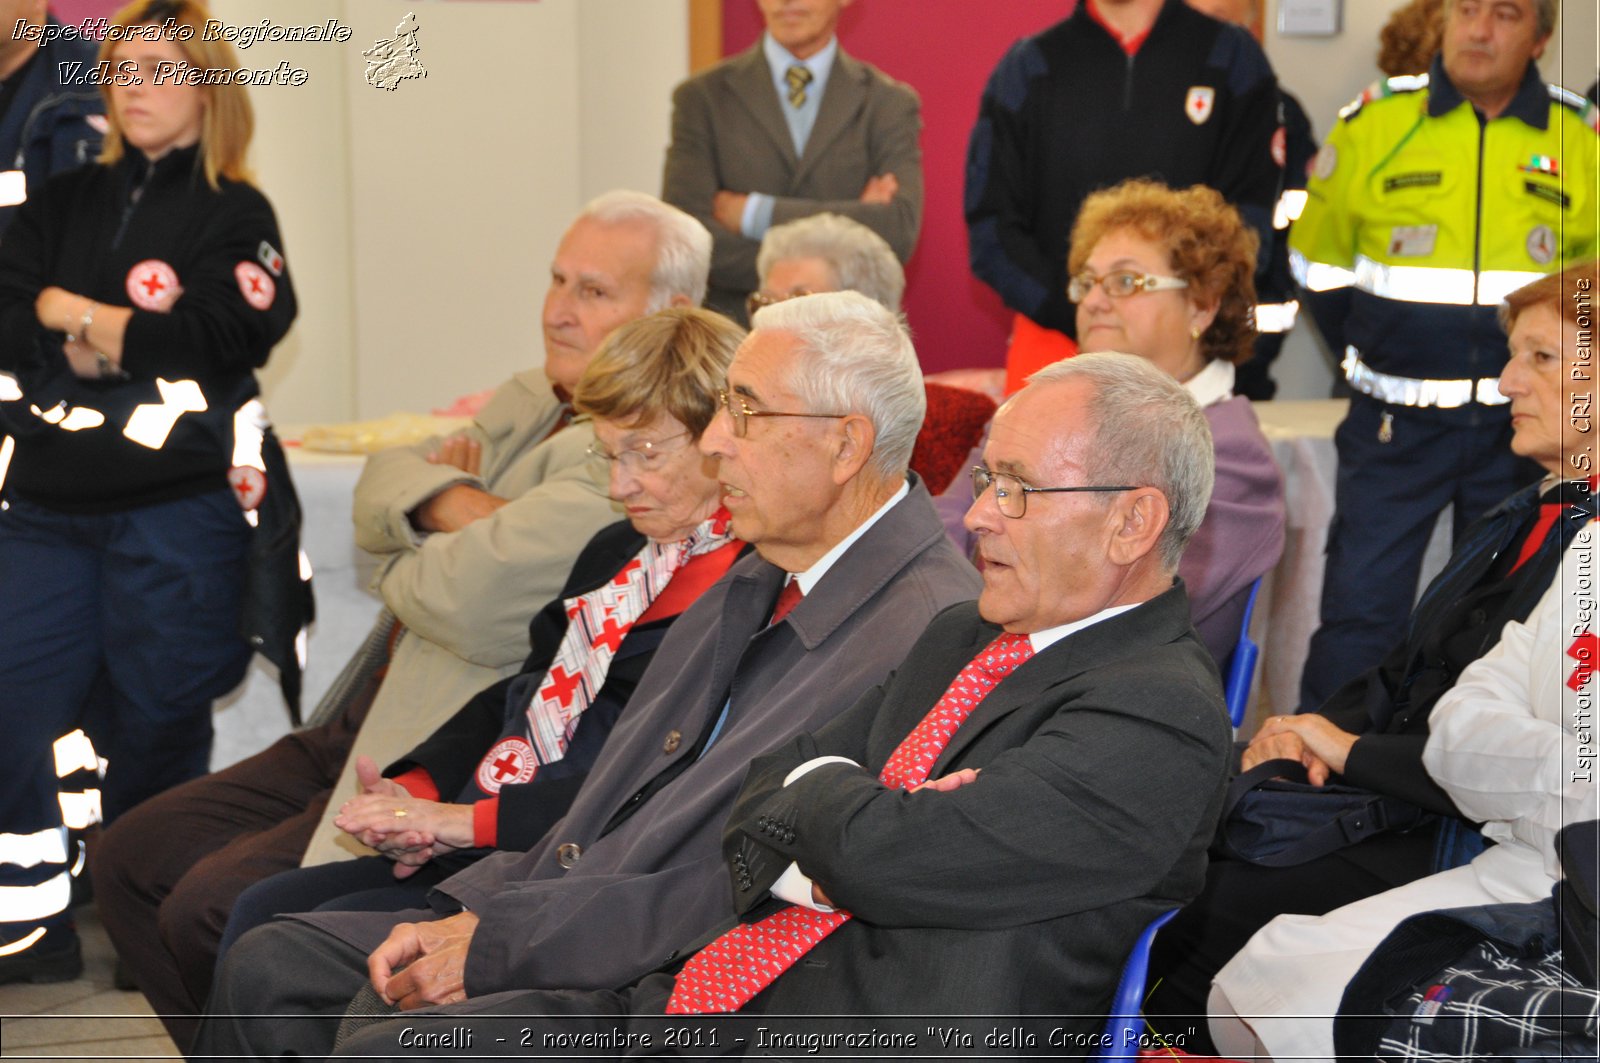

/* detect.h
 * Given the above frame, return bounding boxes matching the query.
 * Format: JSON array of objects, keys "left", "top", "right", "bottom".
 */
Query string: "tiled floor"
[{"left": 0, "top": 906, "right": 179, "bottom": 1062}]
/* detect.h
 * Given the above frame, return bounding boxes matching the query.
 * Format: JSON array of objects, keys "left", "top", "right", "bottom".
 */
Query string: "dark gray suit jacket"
[
  {"left": 721, "top": 587, "right": 1232, "bottom": 1029},
  {"left": 299, "top": 481, "right": 979, "bottom": 999},
  {"left": 662, "top": 43, "right": 923, "bottom": 319}
]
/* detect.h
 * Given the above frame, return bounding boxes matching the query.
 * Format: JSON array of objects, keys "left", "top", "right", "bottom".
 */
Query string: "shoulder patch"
[
  {"left": 1339, "top": 73, "right": 1429, "bottom": 122},
  {"left": 986, "top": 37, "right": 1050, "bottom": 114},
  {"left": 1205, "top": 23, "right": 1274, "bottom": 96},
  {"left": 1548, "top": 84, "right": 1600, "bottom": 133}
]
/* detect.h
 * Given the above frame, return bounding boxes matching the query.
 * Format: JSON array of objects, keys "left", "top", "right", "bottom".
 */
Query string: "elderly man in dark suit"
[
  {"left": 662, "top": 0, "right": 922, "bottom": 323},
  {"left": 193, "top": 291, "right": 978, "bottom": 1059},
  {"left": 283, "top": 353, "right": 1234, "bottom": 1058}
]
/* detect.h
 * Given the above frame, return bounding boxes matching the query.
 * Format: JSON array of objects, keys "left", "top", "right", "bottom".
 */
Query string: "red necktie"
[
  {"left": 770, "top": 579, "right": 804, "bottom": 625},
  {"left": 664, "top": 632, "right": 1034, "bottom": 1014}
]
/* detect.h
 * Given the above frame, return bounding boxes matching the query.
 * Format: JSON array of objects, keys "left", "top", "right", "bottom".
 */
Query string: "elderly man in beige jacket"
[{"left": 315, "top": 191, "right": 714, "bottom": 862}]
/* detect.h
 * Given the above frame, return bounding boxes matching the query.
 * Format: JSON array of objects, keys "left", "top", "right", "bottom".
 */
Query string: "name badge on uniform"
[
  {"left": 1388, "top": 225, "right": 1437, "bottom": 258},
  {"left": 0, "top": 171, "right": 25, "bottom": 208}
]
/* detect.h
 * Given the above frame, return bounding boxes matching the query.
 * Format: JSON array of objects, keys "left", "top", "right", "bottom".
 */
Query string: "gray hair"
[
  {"left": 1028, "top": 352, "right": 1215, "bottom": 571},
  {"left": 578, "top": 190, "right": 712, "bottom": 310},
  {"left": 752, "top": 290, "right": 925, "bottom": 479},
  {"left": 1445, "top": 0, "right": 1556, "bottom": 38},
  {"left": 756, "top": 213, "right": 906, "bottom": 312}
]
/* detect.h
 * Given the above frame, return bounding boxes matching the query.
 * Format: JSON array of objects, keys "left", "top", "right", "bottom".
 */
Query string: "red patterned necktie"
[{"left": 664, "top": 632, "right": 1034, "bottom": 1014}]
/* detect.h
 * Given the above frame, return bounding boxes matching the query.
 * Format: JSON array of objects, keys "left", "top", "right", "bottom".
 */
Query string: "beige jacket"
[{"left": 303, "top": 369, "right": 619, "bottom": 865}]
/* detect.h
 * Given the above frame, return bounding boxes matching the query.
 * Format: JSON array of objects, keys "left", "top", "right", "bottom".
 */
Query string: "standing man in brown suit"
[{"left": 663, "top": 0, "right": 922, "bottom": 323}]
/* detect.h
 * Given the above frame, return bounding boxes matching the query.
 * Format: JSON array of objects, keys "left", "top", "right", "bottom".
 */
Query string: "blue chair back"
[
  {"left": 1095, "top": 908, "right": 1180, "bottom": 1062},
  {"left": 1223, "top": 578, "right": 1263, "bottom": 727}
]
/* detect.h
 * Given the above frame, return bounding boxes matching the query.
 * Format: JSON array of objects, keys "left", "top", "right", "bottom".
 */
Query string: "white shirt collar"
[
  {"left": 790, "top": 480, "right": 909, "bottom": 596},
  {"left": 1027, "top": 601, "right": 1141, "bottom": 655},
  {"left": 1183, "top": 359, "right": 1235, "bottom": 408},
  {"left": 763, "top": 31, "right": 838, "bottom": 84}
]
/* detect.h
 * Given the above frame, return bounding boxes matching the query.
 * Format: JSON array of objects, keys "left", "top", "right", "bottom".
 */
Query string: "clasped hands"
[
  {"left": 711, "top": 173, "right": 900, "bottom": 234},
  {"left": 1239, "top": 714, "right": 1359, "bottom": 786},
  {"left": 368, "top": 910, "right": 479, "bottom": 1010},
  {"left": 333, "top": 756, "right": 475, "bottom": 880}
]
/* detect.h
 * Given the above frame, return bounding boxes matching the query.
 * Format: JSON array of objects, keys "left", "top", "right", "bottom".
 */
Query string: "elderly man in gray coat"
[{"left": 194, "top": 291, "right": 981, "bottom": 1059}]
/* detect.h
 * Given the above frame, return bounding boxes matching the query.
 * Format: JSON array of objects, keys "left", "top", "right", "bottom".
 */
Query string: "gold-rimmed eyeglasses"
[
  {"left": 715, "top": 387, "right": 847, "bottom": 439},
  {"left": 971, "top": 466, "right": 1137, "bottom": 519},
  {"left": 1066, "top": 269, "right": 1189, "bottom": 304}
]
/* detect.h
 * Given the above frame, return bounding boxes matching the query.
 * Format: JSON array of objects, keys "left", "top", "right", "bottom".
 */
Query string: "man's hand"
[
  {"left": 427, "top": 435, "right": 483, "bottom": 476},
  {"left": 1243, "top": 715, "right": 1359, "bottom": 786},
  {"left": 910, "top": 767, "right": 980, "bottom": 793},
  {"left": 859, "top": 173, "right": 899, "bottom": 204},
  {"left": 368, "top": 911, "right": 480, "bottom": 1010},
  {"left": 712, "top": 189, "right": 748, "bottom": 233},
  {"left": 411, "top": 483, "right": 508, "bottom": 534},
  {"left": 804, "top": 769, "right": 982, "bottom": 907}
]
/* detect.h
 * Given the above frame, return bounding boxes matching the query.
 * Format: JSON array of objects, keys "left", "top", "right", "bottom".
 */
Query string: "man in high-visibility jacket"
[{"left": 1292, "top": 0, "right": 1595, "bottom": 708}]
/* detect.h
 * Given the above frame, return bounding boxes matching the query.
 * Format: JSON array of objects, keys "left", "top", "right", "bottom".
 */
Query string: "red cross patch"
[
  {"left": 1185, "top": 86, "right": 1215, "bottom": 126},
  {"left": 235, "top": 261, "right": 275, "bottom": 310},
  {"left": 476, "top": 736, "right": 537, "bottom": 794},
  {"left": 227, "top": 465, "right": 267, "bottom": 511},
  {"left": 126, "top": 259, "right": 180, "bottom": 310}
]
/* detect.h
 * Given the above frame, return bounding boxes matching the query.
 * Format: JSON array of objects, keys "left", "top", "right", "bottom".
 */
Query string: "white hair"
[
  {"left": 1028, "top": 352, "right": 1215, "bottom": 571},
  {"left": 756, "top": 213, "right": 906, "bottom": 312},
  {"left": 578, "top": 190, "right": 712, "bottom": 309},
  {"left": 752, "top": 290, "right": 925, "bottom": 479}
]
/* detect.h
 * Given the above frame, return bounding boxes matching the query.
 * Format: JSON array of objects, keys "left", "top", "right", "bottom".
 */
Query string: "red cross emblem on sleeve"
[
  {"left": 475, "top": 737, "right": 537, "bottom": 794},
  {"left": 235, "top": 262, "right": 275, "bottom": 310},
  {"left": 126, "top": 259, "right": 179, "bottom": 310},
  {"left": 227, "top": 465, "right": 267, "bottom": 511}
]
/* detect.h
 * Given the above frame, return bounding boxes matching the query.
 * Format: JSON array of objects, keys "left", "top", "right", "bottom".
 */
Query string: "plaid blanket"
[{"left": 1337, "top": 897, "right": 1598, "bottom": 1061}]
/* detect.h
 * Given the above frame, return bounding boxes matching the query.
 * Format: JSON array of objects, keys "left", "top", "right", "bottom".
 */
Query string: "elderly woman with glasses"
[
  {"left": 138, "top": 308, "right": 747, "bottom": 1050},
  {"left": 1064, "top": 178, "right": 1285, "bottom": 663}
]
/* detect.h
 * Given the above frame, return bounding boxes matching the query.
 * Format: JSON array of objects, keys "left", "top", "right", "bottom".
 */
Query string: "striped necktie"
[{"left": 784, "top": 64, "right": 813, "bottom": 108}]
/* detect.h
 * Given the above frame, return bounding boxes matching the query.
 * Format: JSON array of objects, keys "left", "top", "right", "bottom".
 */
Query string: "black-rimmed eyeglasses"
[{"left": 971, "top": 466, "right": 1136, "bottom": 519}]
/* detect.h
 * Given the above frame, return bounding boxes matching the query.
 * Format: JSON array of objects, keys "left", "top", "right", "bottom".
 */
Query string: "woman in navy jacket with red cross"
[{"left": 0, "top": 0, "right": 295, "bottom": 982}]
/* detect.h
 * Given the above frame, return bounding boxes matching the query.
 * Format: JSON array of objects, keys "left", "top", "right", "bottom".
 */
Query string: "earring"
[{"left": 1190, "top": 326, "right": 1202, "bottom": 339}]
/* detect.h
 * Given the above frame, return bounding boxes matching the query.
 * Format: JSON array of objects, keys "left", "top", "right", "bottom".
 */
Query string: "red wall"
[{"left": 722, "top": 0, "right": 1073, "bottom": 373}]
